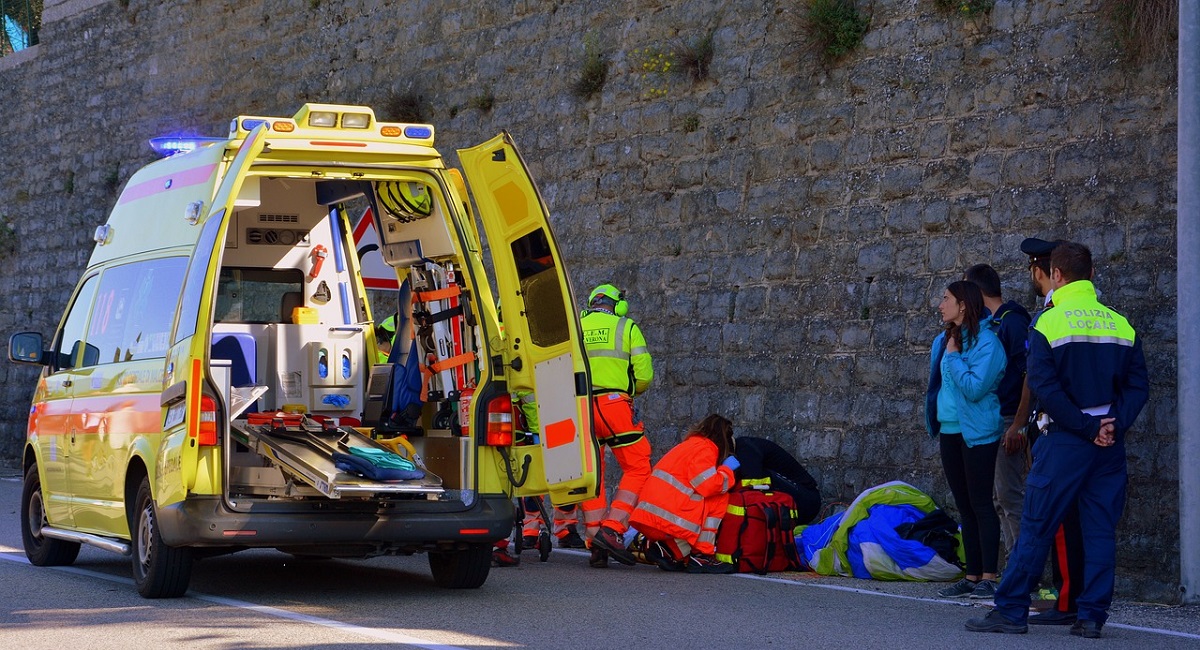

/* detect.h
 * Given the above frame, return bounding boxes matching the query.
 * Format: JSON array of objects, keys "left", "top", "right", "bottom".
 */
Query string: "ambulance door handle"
[{"left": 62, "top": 379, "right": 72, "bottom": 387}]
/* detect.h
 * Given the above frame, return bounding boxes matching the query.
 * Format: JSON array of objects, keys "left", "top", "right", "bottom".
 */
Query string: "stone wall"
[{"left": 0, "top": 0, "right": 1179, "bottom": 600}]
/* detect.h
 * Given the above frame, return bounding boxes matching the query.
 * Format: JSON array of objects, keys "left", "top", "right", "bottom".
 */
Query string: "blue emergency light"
[
  {"left": 148, "top": 136, "right": 226, "bottom": 158},
  {"left": 403, "top": 126, "right": 432, "bottom": 139}
]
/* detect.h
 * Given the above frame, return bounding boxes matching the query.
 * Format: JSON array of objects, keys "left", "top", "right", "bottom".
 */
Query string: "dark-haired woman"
[
  {"left": 630, "top": 414, "right": 739, "bottom": 574},
  {"left": 925, "top": 280, "right": 1007, "bottom": 599}
]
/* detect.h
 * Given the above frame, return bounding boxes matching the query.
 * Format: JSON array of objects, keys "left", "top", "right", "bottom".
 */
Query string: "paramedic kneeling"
[
  {"left": 966, "top": 242, "right": 1148, "bottom": 639},
  {"left": 630, "top": 414, "right": 738, "bottom": 574}
]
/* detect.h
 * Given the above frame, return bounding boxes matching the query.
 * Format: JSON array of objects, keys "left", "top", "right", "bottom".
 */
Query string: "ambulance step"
[{"left": 232, "top": 421, "right": 443, "bottom": 499}]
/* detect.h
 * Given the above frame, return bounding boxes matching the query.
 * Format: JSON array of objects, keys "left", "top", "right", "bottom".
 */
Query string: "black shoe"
[
  {"left": 685, "top": 553, "right": 735, "bottom": 574},
  {"left": 591, "top": 526, "right": 637, "bottom": 565},
  {"left": 1070, "top": 620, "right": 1103, "bottom": 639},
  {"left": 588, "top": 547, "right": 609, "bottom": 568},
  {"left": 521, "top": 535, "right": 539, "bottom": 551},
  {"left": 965, "top": 610, "right": 1028, "bottom": 634},
  {"left": 559, "top": 530, "right": 586, "bottom": 549},
  {"left": 1028, "top": 609, "right": 1077, "bottom": 626},
  {"left": 646, "top": 541, "right": 686, "bottom": 572}
]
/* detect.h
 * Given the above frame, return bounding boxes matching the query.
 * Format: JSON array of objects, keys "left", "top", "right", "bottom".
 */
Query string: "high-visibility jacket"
[
  {"left": 630, "top": 435, "right": 734, "bottom": 553},
  {"left": 1027, "top": 280, "right": 1148, "bottom": 443},
  {"left": 581, "top": 309, "right": 653, "bottom": 395}
]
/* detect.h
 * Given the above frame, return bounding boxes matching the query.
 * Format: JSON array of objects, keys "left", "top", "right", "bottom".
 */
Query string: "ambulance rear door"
[
  {"left": 457, "top": 133, "right": 598, "bottom": 505},
  {"left": 161, "top": 125, "right": 269, "bottom": 502}
]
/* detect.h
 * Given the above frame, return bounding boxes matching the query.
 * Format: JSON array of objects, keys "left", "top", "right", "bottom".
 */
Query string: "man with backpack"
[{"left": 963, "top": 264, "right": 1032, "bottom": 565}]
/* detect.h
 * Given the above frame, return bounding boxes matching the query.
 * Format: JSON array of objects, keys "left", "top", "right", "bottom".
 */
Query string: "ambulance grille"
[{"left": 258, "top": 214, "right": 300, "bottom": 223}]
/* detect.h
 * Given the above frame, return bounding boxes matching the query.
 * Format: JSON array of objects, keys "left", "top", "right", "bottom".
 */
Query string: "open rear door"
[
  {"left": 166, "top": 125, "right": 269, "bottom": 497},
  {"left": 458, "top": 133, "right": 598, "bottom": 505}
]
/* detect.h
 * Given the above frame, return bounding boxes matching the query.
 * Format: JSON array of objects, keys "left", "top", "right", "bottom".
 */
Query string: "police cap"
[{"left": 1020, "top": 237, "right": 1063, "bottom": 264}]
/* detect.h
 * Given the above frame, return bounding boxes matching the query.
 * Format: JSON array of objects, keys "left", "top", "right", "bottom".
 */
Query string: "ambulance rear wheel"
[
  {"left": 428, "top": 543, "right": 491, "bottom": 589},
  {"left": 21, "top": 464, "right": 80, "bottom": 566},
  {"left": 131, "top": 476, "right": 193, "bottom": 598}
]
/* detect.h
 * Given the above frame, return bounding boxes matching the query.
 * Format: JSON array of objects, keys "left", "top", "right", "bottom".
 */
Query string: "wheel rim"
[
  {"left": 27, "top": 488, "right": 47, "bottom": 541},
  {"left": 137, "top": 504, "right": 154, "bottom": 570}
]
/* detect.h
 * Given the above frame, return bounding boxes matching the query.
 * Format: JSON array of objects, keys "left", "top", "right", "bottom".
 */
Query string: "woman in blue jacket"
[{"left": 925, "top": 280, "right": 1006, "bottom": 600}]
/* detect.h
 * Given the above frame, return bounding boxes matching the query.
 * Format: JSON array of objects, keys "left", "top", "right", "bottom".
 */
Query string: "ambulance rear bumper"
[{"left": 156, "top": 494, "right": 512, "bottom": 551}]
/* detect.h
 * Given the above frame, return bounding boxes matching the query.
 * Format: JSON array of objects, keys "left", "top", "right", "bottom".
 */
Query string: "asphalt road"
[{"left": 1, "top": 465, "right": 1197, "bottom": 649}]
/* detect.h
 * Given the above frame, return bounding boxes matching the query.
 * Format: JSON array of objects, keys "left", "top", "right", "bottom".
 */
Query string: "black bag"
[{"left": 895, "top": 508, "right": 961, "bottom": 566}]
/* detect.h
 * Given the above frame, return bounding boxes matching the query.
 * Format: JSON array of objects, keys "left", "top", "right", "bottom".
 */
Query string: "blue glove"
[{"left": 721, "top": 456, "right": 740, "bottom": 471}]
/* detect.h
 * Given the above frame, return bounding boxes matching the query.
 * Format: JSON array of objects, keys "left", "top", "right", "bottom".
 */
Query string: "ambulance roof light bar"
[
  {"left": 148, "top": 136, "right": 227, "bottom": 158},
  {"left": 224, "top": 103, "right": 438, "bottom": 145}
]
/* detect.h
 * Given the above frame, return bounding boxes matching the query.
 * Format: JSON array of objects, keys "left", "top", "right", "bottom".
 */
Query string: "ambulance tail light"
[
  {"left": 272, "top": 120, "right": 296, "bottom": 132},
  {"left": 380, "top": 126, "right": 402, "bottom": 137},
  {"left": 198, "top": 396, "right": 219, "bottom": 446},
  {"left": 484, "top": 394, "right": 514, "bottom": 446}
]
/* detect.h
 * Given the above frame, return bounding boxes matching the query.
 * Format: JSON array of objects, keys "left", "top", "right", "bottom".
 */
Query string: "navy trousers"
[{"left": 992, "top": 429, "right": 1127, "bottom": 625}]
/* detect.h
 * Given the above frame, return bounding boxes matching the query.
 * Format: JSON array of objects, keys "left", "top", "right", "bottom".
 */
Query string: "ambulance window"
[
  {"left": 214, "top": 268, "right": 304, "bottom": 323},
  {"left": 56, "top": 275, "right": 99, "bottom": 370},
  {"left": 175, "top": 213, "right": 226, "bottom": 344},
  {"left": 87, "top": 258, "right": 188, "bottom": 365},
  {"left": 511, "top": 228, "right": 568, "bottom": 347}
]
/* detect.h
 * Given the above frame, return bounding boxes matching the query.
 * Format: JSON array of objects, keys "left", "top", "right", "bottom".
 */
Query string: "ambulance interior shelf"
[{"left": 227, "top": 413, "right": 443, "bottom": 499}]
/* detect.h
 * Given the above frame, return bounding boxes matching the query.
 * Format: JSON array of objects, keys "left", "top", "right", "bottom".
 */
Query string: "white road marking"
[{"left": 0, "top": 552, "right": 481, "bottom": 649}]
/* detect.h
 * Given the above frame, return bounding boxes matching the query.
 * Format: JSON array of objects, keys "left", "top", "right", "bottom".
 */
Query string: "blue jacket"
[
  {"left": 988, "top": 301, "right": 1032, "bottom": 417},
  {"left": 925, "top": 317, "right": 1006, "bottom": 447}
]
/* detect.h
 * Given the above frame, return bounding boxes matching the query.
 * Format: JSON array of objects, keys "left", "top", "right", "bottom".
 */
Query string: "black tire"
[
  {"left": 21, "top": 464, "right": 81, "bottom": 566},
  {"left": 428, "top": 543, "right": 491, "bottom": 589},
  {"left": 130, "top": 476, "right": 193, "bottom": 598},
  {"left": 538, "top": 531, "right": 552, "bottom": 562}
]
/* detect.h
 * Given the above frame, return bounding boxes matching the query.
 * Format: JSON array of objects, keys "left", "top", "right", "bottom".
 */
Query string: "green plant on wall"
[
  {"left": 1104, "top": 0, "right": 1177, "bottom": 62},
  {"left": 803, "top": 0, "right": 870, "bottom": 61},
  {"left": 381, "top": 90, "right": 427, "bottom": 123},
  {"left": 467, "top": 89, "right": 495, "bottom": 112},
  {"left": 632, "top": 46, "right": 674, "bottom": 99},
  {"left": 0, "top": 215, "right": 17, "bottom": 258},
  {"left": 573, "top": 34, "right": 608, "bottom": 99},
  {"left": 674, "top": 25, "right": 717, "bottom": 83},
  {"left": 933, "top": 0, "right": 994, "bottom": 16}
]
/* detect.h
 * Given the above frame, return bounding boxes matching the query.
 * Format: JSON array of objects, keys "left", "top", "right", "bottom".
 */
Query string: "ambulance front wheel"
[
  {"left": 21, "top": 464, "right": 81, "bottom": 567},
  {"left": 428, "top": 543, "right": 491, "bottom": 589},
  {"left": 131, "top": 476, "right": 194, "bottom": 598}
]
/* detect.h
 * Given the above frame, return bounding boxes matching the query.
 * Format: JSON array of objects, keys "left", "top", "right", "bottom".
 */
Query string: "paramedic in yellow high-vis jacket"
[{"left": 579, "top": 284, "right": 654, "bottom": 568}]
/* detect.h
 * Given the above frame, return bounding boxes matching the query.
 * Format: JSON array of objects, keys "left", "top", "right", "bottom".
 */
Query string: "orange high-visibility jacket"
[{"left": 630, "top": 435, "right": 735, "bottom": 551}]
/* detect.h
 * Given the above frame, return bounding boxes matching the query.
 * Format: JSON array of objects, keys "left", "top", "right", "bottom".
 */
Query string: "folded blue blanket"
[{"left": 333, "top": 451, "right": 425, "bottom": 481}]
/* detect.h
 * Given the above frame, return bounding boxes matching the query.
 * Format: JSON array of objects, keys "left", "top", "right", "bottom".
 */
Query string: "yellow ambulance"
[{"left": 8, "top": 104, "right": 598, "bottom": 597}]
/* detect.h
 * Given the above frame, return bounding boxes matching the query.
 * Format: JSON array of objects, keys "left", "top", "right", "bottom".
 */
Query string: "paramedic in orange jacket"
[
  {"left": 630, "top": 414, "right": 739, "bottom": 574},
  {"left": 580, "top": 284, "right": 654, "bottom": 568}
]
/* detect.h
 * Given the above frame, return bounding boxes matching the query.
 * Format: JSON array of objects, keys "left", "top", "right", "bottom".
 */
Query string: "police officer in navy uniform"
[
  {"left": 966, "top": 242, "right": 1149, "bottom": 638},
  {"left": 1018, "top": 238, "right": 1087, "bottom": 626}
]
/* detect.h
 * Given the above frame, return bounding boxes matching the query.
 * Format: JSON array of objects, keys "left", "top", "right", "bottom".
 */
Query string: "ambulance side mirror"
[{"left": 8, "top": 332, "right": 48, "bottom": 365}]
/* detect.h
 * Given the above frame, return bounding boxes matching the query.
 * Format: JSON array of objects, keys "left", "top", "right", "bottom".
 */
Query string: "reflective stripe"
[
  {"left": 703, "top": 516, "right": 723, "bottom": 530},
  {"left": 630, "top": 345, "right": 649, "bottom": 355},
  {"left": 727, "top": 505, "right": 746, "bottom": 517},
  {"left": 741, "top": 477, "right": 770, "bottom": 487},
  {"left": 715, "top": 552, "right": 734, "bottom": 563},
  {"left": 654, "top": 469, "right": 696, "bottom": 498},
  {"left": 698, "top": 530, "right": 717, "bottom": 546},
  {"left": 719, "top": 473, "right": 730, "bottom": 493},
  {"left": 614, "top": 317, "right": 629, "bottom": 358},
  {"left": 691, "top": 467, "right": 717, "bottom": 488},
  {"left": 589, "top": 349, "right": 631, "bottom": 359},
  {"left": 637, "top": 502, "right": 702, "bottom": 534},
  {"left": 1049, "top": 335, "right": 1134, "bottom": 348},
  {"left": 608, "top": 431, "right": 645, "bottom": 448}
]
